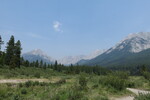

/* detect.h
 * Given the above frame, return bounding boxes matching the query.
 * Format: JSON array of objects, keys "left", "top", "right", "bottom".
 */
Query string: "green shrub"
[
  {"left": 109, "top": 71, "right": 129, "bottom": 79},
  {"left": 127, "top": 81, "right": 135, "bottom": 88},
  {"left": 25, "top": 81, "right": 32, "bottom": 87},
  {"left": 34, "top": 72, "right": 40, "bottom": 78},
  {"left": 142, "top": 72, "right": 150, "bottom": 80},
  {"left": 134, "top": 93, "right": 150, "bottom": 100},
  {"left": 99, "top": 76, "right": 126, "bottom": 91},
  {"left": 40, "top": 82, "right": 48, "bottom": 86},
  {"left": 92, "top": 84, "right": 99, "bottom": 89},
  {"left": 33, "top": 81, "right": 40, "bottom": 86},
  {"left": 21, "top": 88, "right": 27, "bottom": 94},
  {"left": 13, "top": 94, "right": 23, "bottom": 100},
  {"left": 5, "top": 73, "right": 15, "bottom": 78},
  {"left": 18, "top": 83, "right": 23, "bottom": 88},
  {"left": 79, "top": 75, "right": 87, "bottom": 90},
  {"left": 68, "top": 90, "right": 83, "bottom": 100}
]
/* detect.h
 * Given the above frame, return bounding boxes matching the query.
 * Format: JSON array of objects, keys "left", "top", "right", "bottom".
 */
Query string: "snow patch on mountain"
[{"left": 105, "top": 32, "right": 150, "bottom": 54}]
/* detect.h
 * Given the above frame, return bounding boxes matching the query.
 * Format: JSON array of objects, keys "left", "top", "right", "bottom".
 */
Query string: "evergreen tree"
[
  {"left": 0, "top": 36, "right": 4, "bottom": 65},
  {"left": 0, "top": 52, "right": 5, "bottom": 65},
  {"left": 140, "top": 65, "right": 148, "bottom": 75},
  {"left": 0, "top": 35, "right": 4, "bottom": 52},
  {"left": 47, "top": 64, "right": 51, "bottom": 68},
  {"left": 14, "top": 40, "right": 22, "bottom": 68},
  {"left": 43, "top": 62, "right": 47, "bottom": 69},
  {"left": 5, "top": 35, "right": 15, "bottom": 66},
  {"left": 9, "top": 56, "right": 16, "bottom": 68},
  {"left": 25, "top": 60, "right": 30, "bottom": 67},
  {"left": 20, "top": 57, "right": 24, "bottom": 65},
  {"left": 54, "top": 60, "right": 58, "bottom": 70},
  {"left": 32, "top": 61, "right": 35, "bottom": 67},
  {"left": 35, "top": 60, "right": 39, "bottom": 67},
  {"left": 40, "top": 60, "right": 43, "bottom": 67}
]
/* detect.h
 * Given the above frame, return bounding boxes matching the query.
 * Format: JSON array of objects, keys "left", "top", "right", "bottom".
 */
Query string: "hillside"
[{"left": 78, "top": 32, "right": 150, "bottom": 67}]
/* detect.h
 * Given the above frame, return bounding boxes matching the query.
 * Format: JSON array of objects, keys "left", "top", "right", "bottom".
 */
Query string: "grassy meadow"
[{"left": 0, "top": 66, "right": 150, "bottom": 100}]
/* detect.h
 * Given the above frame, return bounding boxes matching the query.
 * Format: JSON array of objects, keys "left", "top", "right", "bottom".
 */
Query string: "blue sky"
[{"left": 1, "top": 0, "right": 150, "bottom": 58}]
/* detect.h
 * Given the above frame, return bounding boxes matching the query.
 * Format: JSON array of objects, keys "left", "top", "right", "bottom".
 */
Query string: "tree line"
[{"left": 0, "top": 35, "right": 21, "bottom": 68}]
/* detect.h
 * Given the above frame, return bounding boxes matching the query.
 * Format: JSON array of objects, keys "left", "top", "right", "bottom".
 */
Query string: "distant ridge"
[
  {"left": 58, "top": 49, "right": 106, "bottom": 65},
  {"left": 22, "top": 49, "right": 54, "bottom": 64},
  {"left": 78, "top": 32, "right": 150, "bottom": 67},
  {"left": 22, "top": 49, "right": 106, "bottom": 65}
]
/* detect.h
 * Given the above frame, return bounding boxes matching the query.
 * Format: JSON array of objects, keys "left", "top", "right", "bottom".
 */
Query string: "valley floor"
[
  {"left": 0, "top": 78, "right": 150, "bottom": 100},
  {"left": 0, "top": 66, "right": 150, "bottom": 100}
]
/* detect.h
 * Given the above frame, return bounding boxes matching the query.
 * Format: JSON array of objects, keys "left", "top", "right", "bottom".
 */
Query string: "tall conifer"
[
  {"left": 5, "top": 35, "right": 15, "bottom": 66},
  {"left": 14, "top": 40, "right": 22, "bottom": 67}
]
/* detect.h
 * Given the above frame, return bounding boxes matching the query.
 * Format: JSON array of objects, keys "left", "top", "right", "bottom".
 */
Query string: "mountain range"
[
  {"left": 23, "top": 32, "right": 150, "bottom": 67},
  {"left": 78, "top": 32, "right": 150, "bottom": 67},
  {"left": 57, "top": 49, "right": 106, "bottom": 65},
  {"left": 22, "top": 49, "right": 105, "bottom": 65},
  {"left": 22, "top": 49, "right": 55, "bottom": 64}
]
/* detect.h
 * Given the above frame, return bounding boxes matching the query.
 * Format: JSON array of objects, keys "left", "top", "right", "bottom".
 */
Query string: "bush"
[
  {"left": 134, "top": 93, "right": 150, "bottom": 100},
  {"left": 79, "top": 75, "right": 87, "bottom": 90},
  {"left": 99, "top": 76, "right": 126, "bottom": 91},
  {"left": 142, "top": 72, "right": 150, "bottom": 80},
  {"left": 34, "top": 72, "right": 40, "bottom": 78},
  {"left": 18, "top": 83, "right": 23, "bottom": 88},
  {"left": 127, "top": 81, "right": 135, "bottom": 88},
  {"left": 21, "top": 88, "right": 27, "bottom": 94},
  {"left": 25, "top": 81, "right": 32, "bottom": 87},
  {"left": 33, "top": 81, "right": 40, "bottom": 86},
  {"left": 68, "top": 89, "right": 83, "bottom": 100},
  {"left": 109, "top": 71, "right": 129, "bottom": 79},
  {"left": 13, "top": 94, "right": 23, "bottom": 100},
  {"left": 39, "top": 82, "right": 49, "bottom": 86},
  {"left": 92, "top": 84, "right": 99, "bottom": 89}
]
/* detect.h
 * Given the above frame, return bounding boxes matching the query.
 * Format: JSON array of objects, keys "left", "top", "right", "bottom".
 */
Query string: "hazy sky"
[{"left": 1, "top": 0, "right": 150, "bottom": 58}]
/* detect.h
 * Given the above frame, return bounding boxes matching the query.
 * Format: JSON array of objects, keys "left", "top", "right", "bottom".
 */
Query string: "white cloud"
[{"left": 53, "top": 21, "right": 63, "bottom": 32}]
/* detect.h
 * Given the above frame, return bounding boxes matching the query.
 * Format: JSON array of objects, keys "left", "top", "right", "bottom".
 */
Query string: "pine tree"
[
  {"left": 5, "top": 35, "right": 15, "bottom": 66},
  {"left": 0, "top": 36, "right": 4, "bottom": 65},
  {"left": 0, "top": 52, "right": 5, "bottom": 65},
  {"left": 54, "top": 60, "right": 58, "bottom": 70},
  {"left": 35, "top": 60, "right": 39, "bottom": 67},
  {"left": 32, "top": 61, "right": 35, "bottom": 67},
  {"left": 25, "top": 60, "right": 30, "bottom": 67},
  {"left": 20, "top": 57, "right": 24, "bottom": 65},
  {"left": 40, "top": 60, "right": 43, "bottom": 67},
  {"left": 0, "top": 35, "right": 4, "bottom": 52},
  {"left": 9, "top": 55, "right": 16, "bottom": 69},
  {"left": 43, "top": 62, "right": 47, "bottom": 69},
  {"left": 14, "top": 40, "right": 22, "bottom": 68}
]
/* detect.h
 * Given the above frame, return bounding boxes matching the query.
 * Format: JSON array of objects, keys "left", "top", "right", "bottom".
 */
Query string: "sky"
[{"left": 1, "top": 0, "right": 150, "bottom": 59}]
